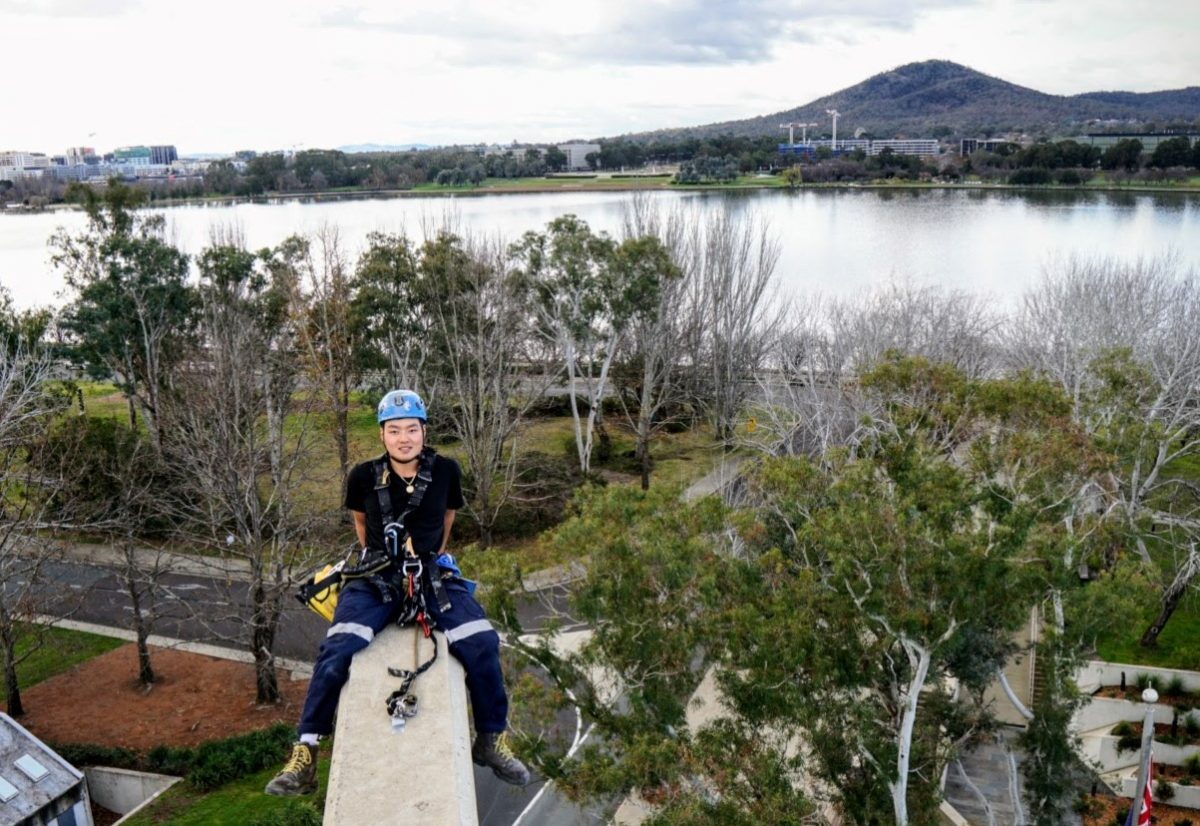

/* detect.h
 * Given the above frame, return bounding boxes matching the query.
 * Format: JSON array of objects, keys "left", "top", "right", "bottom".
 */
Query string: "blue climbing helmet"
[{"left": 377, "top": 389, "right": 427, "bottom": 424}]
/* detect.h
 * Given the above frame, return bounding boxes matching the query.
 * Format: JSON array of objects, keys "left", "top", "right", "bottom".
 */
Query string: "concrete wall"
[
  {"left": 1073, "top": 696, "right": 1179, "bottom": 735},
  {"left": 85, "top": 767, "right": 178, "bottom": 815},
  {"left": 1120, "top": 775, "right": 1200, "bottom": 809},
  {"left": 1082, "top": 733, "right": 1200, "bottom": 774},
  {"left": 1076, "top": 661, "right": 1200, "bottom": 695},
  {"left": 325, "top": 625, "right": 476, "bottom": 826}
]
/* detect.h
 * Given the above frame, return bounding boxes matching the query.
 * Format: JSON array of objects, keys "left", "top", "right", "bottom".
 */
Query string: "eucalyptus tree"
[
  {"left": 52, "top": 179, "right": 193, "bottom": 450},
  {"left": 512, "top": 215, "right": 675, "bottom": 475},
  {"left": 536, "top": 357, "right": 1101, "bottom": 824},
  {"left": 349, "top": 231, "right": 432, "bottom": 394}
]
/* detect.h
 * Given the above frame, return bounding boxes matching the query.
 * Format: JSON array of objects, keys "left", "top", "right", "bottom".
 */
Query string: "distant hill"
[
  {"left": 337, "top": 143, "right": 434, "bottom": 153},
  {"left": 617, "top": 61, "right": 1200, "bottom": 142}
]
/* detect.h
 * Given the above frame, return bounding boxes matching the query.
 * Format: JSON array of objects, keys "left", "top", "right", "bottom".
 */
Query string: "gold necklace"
[{"left": 397, "top": 470, "right": 417, "bottom": 494}]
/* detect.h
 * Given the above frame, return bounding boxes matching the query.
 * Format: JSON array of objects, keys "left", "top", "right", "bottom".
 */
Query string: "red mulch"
[
  {"left": 1082, "top": 794, "right": 1200, "bottom": 826},
  {"left": 11, "top": 643, "right": 310, "bottom": 750}
]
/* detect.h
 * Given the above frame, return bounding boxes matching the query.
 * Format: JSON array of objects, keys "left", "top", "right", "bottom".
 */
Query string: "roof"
[{"left": 0, "top": 712, "right": 85, "bottom": 822}]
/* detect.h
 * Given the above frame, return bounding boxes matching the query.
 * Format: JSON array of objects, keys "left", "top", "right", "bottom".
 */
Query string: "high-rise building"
[
  {"left": 150, "top": 145, "right": 178, "bottom": 165},
  {"left": 65, "top": 146, "right": 96, "bottom": 165}
]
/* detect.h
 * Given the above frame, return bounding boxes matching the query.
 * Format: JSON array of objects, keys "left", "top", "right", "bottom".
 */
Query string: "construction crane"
[
  {"left": 779, "top": 121, "right": 819, "bottom": 145},
  {"left": 826, "top": 109, "right": 840, "bottom": 150}
]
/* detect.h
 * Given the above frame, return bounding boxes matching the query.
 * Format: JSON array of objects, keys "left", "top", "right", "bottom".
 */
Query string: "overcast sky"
[{"left": 2, "top": 0, "right": 1197, "bottom": 155}]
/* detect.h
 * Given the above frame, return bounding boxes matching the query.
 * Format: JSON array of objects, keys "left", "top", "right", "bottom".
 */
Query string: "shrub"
[
  {"left": 1111, "top": 721, "right": 1135, "bottom": 737},
  {"left": 1185, "top": 752, "right": 1200, "bottom": 777},
  {"left": 186, "top": 724, "right": 294, "bottom": 790},
  {"left": 1135, "top": 673, "right": 1162, "bottom": 692},
  {"left": 1165, "top": 675, "right": 1187, "bottom": 697},
  {"left": 249, "top": 801, "right": 322, "bottom": 826},
  {"left": 1115, "top": 806, "right": 1130, "bottom": 826},
  {"left": 1177, "top": 818, "right": 1195, "bottom": 826},
  {"left": 49, "top": 724, "right": 295, "bottom": 790},
  {"left": 1009, "top": 168, "right": 1052, "bottom": 185},
  {"left": 1116, "top": 734, "right": 1142, "bottom": 754},
  {"left": 1187, "top": 712, "right": 1200, "bottom": 736},
  {"left": 1057, "top": 169, "right": 1083, "bottom": 185},
  {"left": 1155, "top": 780, "right": 1176, "bottom": 801}
]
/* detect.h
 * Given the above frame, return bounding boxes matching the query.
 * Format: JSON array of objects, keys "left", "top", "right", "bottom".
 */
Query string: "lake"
[{"left": 2, "top": 187, "right": 1198, "bottom": 310}]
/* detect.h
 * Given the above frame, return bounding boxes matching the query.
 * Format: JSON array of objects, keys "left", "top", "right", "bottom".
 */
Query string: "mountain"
[{"left": 617, "top": 61, "right": 1200, "bottom": 142}]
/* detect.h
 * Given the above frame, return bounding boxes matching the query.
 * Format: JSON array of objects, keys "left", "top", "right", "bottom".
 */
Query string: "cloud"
[
  {"left": 0, "top": 0, "right": 138, "bottom": 17},
  {"left": 319, "top": 0, "right": 982, "bottom": 68}
]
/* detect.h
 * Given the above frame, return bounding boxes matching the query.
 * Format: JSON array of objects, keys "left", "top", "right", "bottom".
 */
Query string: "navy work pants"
[{"left": 298, "top": 575, "right": 508, "bottom": 737}]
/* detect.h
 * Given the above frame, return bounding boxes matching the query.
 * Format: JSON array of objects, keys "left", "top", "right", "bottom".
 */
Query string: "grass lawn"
[
  {"left": 121, "top": 754, "right": 331, "bottom": 825},
  {"left": 1094, "top": 594, "right": 1200, "bottom": 671},
  {"left": 1, "top": 624, "right": 125, "bottom": 705}
]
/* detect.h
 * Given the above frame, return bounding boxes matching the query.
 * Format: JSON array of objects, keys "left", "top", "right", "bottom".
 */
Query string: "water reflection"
[{"left": 1, "top": 187, "right": 1197, "bottom": 311}]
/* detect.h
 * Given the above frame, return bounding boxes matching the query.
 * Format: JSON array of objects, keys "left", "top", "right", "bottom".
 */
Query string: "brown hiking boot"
[
  {"left": 264, "top": 742, "right": 318, "bottom": 796},
  {"left": 472, "top": 731, "right": 531, "bottom": 786}
]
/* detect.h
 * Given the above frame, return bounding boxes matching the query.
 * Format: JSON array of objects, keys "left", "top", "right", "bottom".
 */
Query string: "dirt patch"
[
  {"left": 1081, "top": 793, "right": 1200, "bottom": 826},
  {"left": 1096, "top": 686, "right": 1200, "bottom": 709},
  {"left": 13, "top": 644, "right": 309, "bottom": 750}
]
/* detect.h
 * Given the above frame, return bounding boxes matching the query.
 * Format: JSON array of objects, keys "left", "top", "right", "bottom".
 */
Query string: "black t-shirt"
[{"left": 343, "top": 452, "right": 465, "bottom": 555}]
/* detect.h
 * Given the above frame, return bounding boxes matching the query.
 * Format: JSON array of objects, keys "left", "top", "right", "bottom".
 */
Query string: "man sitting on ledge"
[{"left": 266, "top": 389, "right": 531, "bottom": 796}]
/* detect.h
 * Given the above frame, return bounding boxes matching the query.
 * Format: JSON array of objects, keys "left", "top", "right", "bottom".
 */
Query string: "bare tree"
[
  {"left": 692, "top": 210, "right": 784, "bottom": 444},
  {"left": 1004, "top": 253, "right": 1200, "bottom": 644},
  {"left": 617, "top": 197, "right": 698, "bottom": 488},
  {"left": 753, "top": 282, "right": 997, "bottom": 459},
  {"left": 423, "top": 230, "right": 554, "bottom": 546},
  {"left": 165, "top": 235, "right": 322, "bottom": 704},
  {"left": 0, "top": 339, "right": 69, "bottom": 716},
  {"left": 298, "top": 225, "right": 359, "bottom": 484}
]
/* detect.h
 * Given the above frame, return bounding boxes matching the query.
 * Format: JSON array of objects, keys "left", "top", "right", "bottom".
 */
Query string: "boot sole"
[
  {"left": 264, "top": 782, "right": 318, "bottom": 797},
  {"left": 473, "top": 756, "right": 530, "bottom": 787}
]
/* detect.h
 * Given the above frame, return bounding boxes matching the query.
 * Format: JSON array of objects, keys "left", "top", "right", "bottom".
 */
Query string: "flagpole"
[{"left": 1125, "top": 686, "right": 1158, "bottom": 826}]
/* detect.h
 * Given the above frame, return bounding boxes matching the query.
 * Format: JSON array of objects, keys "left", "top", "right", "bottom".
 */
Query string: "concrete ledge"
[{"left": 325, "top": 625, "right": 477, "bottom": 825}]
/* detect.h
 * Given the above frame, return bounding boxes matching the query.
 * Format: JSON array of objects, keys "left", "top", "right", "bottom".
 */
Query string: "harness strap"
[
  {"left": 385, "top": 628, "right": 439, "bottom": 730},
  {"left": 372, "top": 448, "right": 451, "bottom": 613}
]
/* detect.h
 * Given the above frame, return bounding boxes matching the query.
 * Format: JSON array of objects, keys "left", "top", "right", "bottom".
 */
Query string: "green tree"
[
  {"left": 781, "top": 164, "right": 803, "bottom": 188},
  {"left": 53, "top": 179, "right": 194, "bottom": 451},
  {"left": 544, "top": 145, "right": 568, "bottom": 172},
  {"left": 536, "top": 357, "right": 1103, "bottom": 824},
  {"left": 1149, "top": 136, "right": 1192, "bottom": 169},
  {"left": 1101, "top": 139, "right": 1143, "bottom": 172},
  {"left": 513, "top": 216, "right": 674, "bottom": 474},
  {"left": 349, "top": 232, "right": 430, "bottom": 392}
]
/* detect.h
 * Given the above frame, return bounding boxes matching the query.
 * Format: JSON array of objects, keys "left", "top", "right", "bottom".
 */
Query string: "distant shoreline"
[{"left": 5, "top": 177, "right": 1199, "bottom": 215}]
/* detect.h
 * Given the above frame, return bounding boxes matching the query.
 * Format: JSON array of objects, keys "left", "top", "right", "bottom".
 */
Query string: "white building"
[
  {"left": 558, "top": 142, "right": 600, "bottom": 170},
  {"left": 0, "top": 151, "right": 51, "bottom": 181},
  {"left": 0, "top": 712, "right": 94, "bottom": 826}
]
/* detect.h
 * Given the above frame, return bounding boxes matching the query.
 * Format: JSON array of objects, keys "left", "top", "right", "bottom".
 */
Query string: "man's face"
[{"left": 381, "top": 418, "right": 424, "bottom": 464}]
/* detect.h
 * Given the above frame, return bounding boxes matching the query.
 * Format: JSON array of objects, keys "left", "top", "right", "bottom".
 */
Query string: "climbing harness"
[
  {"left": 295, "top": 446, "right": 455, "bottom": 729},
  {"left": 296, "top": 447, "right": 446, "bottom": 619}
]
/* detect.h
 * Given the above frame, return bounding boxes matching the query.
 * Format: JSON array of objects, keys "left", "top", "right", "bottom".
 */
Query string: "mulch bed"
[{"left": 10, "top": 643, "right": 310, "bottom": 750}]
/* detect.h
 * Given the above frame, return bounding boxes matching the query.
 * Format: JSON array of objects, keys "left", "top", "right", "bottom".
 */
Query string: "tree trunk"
[
  {"left": 891, "top": 642, "right": 932, "bottom": 826},
  {"left": 1140, "top": 546, "right": 1200, "bottom": 647},
  {"left": 252, "top": 583, "right": 280, "bottom": 704},
  {"left": 126, "top": 569, "right": 155, "bottom": 686},
  {"left": 4, "top": 659, "right": 23, "bottom": 717},
  {"left": 127, "top": 394, "right": 138, "bottom": 430}
]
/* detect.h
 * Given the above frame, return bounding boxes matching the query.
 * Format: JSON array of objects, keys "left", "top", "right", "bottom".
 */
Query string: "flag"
[{"left": 1125, "top": 751, "right": 1154, "bottom": 826}]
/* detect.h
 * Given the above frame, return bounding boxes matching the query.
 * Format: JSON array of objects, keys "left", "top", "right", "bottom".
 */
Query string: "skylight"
[
  {"left": 0, "top": 774, "right": 17, "bottom": 802},
  {"left": 15, "top": 754, "right": 48, "bottom": 782}
]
